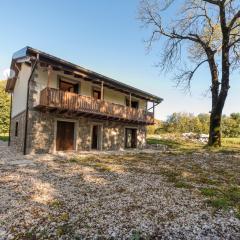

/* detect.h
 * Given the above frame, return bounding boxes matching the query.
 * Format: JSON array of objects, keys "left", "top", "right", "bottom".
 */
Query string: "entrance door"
[
  {"left": 93, "top": 89, "right": 101, "bottom": 100},
  {"left": 59, "top": 80, "right": 79, "bottom": 94},
  {"left": 125, "top": 128, "right": 137, "bottom": 148},
  {"left": 56, "top": 121, "right": 75, "bottom": 151},
  {"left": 92, "top": 125, "right": 99, "bottom": 150}
]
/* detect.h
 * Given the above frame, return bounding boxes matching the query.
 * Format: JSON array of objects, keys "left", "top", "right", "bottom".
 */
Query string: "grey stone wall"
[
  {"left": 27, "top": 111, "right": 56, "bottom": 154},
  {"left": 10, "top": 111, "right": 26, "bottom": 153},
  {"left": 24, "top": 112, "right": 147, "bottom": 154}
]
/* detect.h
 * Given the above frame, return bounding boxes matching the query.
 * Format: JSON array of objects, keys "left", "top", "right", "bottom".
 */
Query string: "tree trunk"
[
  {"left": 208, "top": 108, "right": 222, "bottom": 146},
  {"left": 208, "top": 85, "right": 229, "bottom": 147}
]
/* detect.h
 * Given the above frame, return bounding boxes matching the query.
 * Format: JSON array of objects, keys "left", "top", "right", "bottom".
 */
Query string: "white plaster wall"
[
  {"left": 104, "top": 88, "right": 125, "bottom": 105},
  {"left": 12, "top": 64, "right": 32, "bottom": 117},
  {"left": 33, "top": 68, "right": 58, "bottom": 106}
]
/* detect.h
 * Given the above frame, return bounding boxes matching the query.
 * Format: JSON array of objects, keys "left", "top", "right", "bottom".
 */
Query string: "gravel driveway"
[{"left": 0, "top": 141, "right": 239, "bottom": 239}]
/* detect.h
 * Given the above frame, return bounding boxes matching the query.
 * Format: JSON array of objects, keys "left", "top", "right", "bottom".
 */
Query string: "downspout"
[
  {"left": 8, "top": 93, "right": 12, "bottom": 146},
  {"left": 23, "top": 54, "right": 39, "bottom": 155}
]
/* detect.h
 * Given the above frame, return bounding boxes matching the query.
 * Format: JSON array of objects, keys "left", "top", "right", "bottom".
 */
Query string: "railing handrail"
[{"left": 40, "top": 87, "right": 154, "bottom": 123}]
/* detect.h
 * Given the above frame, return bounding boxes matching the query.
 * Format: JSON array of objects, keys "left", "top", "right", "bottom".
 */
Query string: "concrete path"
[{"left": 0, "top": 140, "right": 35, "bottom": 166}]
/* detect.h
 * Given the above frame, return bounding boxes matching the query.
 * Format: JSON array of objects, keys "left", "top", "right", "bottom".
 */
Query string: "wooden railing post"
[
  {"left": 101, "top": 81, "right": 104, "bottom": 100},
  {"left": 39, "top": 88, "right": 154, "bottom": 124}
]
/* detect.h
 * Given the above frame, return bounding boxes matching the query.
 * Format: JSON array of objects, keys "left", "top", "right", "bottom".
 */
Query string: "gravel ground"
[{"left": 0, "top": 141, "right": 239, "bottom": 239}]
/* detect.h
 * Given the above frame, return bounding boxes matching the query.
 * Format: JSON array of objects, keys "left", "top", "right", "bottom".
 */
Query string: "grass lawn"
[
  {"left": 147, "top": 134, "right": 240, "bottom": 154},
  {"left": 73, "top": 151, "right": 240, "bottom": 217},
  {"left": 0, "top": 135, "right": 9, "bottom": 142},
  {"left": 146, "top": 134, "right": 240, "bottom": 218}
]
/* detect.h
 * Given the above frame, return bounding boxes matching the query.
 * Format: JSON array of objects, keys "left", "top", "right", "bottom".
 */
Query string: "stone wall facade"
[
  {"left": 11, "top": 110, "right": 147, "bottom": 154},
  {"left": 26, "top": 111, "right": 146, "bottom": 154},
  {"left": 10, "top": 111, "right": 26, "bottom": 153}
]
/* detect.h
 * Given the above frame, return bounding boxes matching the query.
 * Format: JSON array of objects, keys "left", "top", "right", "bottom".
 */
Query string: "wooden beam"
[{"left": 129, "top": 93, "right": 132, "bottom": 108}]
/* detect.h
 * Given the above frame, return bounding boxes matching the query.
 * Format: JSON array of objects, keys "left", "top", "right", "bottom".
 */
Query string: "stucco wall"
[{"left": 12, "top": 64, "right": 32, "bottom": 117}]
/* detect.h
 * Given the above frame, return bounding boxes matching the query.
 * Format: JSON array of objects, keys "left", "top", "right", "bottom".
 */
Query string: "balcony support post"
[
  {"left": 153, "top": 101, "right": 155, "bottom": 117},
  {"left": 129, "top": 93, "right": 132, "bottom": 107},
  {"left": 47, "top": 65, "right": 53, "bottom": 88},
  {"left": 101, "top": 81, "right": 104, "bottom": 100}
]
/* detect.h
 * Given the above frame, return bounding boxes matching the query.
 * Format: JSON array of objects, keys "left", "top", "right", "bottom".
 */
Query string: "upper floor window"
[
  {"left": 126, "top": 98, "right": 139, "bottom": 109},
  {"left": 59, "top": 78, "right": 79, "bottom": 94}
]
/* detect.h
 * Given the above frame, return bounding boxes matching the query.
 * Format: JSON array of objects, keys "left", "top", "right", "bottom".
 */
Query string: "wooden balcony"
[{"left": 35, "top": 88, "right": 154, "bottom": 124}]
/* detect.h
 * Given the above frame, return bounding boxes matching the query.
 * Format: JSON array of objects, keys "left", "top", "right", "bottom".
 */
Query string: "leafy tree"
[
  {"left": 222, "top": 114, "right": 240, "bottom": 137},
  {"left": 198, "top": 113, "right": 210, "bottom": 133},
  {"left": 149, "top": 112, "right": 240, "bottom": 138},
  {"left": 147, "top": 119, "right": 162, "bottom": 134},
  {"left": 139, "top": 0, "right": 240, "bottom": 146},
  {"left": 0, "top": 80, "right": 10, "bottom": 136}
]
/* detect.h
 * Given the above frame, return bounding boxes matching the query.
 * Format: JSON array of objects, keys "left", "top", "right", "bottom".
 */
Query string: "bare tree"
[{"left": 139, "top": 0, "right": 240, "bottom": 146}]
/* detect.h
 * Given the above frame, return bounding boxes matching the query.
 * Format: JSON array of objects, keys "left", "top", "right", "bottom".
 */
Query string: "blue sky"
[{"left": 0, "top": 0, "right": 239, "bottom": 119}]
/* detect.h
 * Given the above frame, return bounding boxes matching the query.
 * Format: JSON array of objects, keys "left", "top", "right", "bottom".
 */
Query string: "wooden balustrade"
[{"left": 38, "top": 87, "right": 154, "bottom": 124}]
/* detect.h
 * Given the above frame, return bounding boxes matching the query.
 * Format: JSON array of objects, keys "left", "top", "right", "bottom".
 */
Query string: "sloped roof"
[{"left": 6, "top": 46, "right": 163, "bottom": 103}]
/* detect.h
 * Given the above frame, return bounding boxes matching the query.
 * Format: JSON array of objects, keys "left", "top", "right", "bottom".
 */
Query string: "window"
[
  {"left": 93, "top": 89, "right": 101, "bottom": 100},
  {"left": 15, "top": 122, "right": 18, "bottom": 137},
  {"left": 59, "top": 79, "right": 79, "bottom": 94},
  {"left": 126, "top": 98, "right": 139, "bottom": 109}
]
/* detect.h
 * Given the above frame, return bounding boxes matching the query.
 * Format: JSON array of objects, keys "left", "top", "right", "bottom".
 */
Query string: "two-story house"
[{"left": 5, "top": 47, "right": 162, "bottom": 154}]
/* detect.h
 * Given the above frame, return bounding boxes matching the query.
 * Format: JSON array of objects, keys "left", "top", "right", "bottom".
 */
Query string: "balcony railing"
[{"left": 36, "top": 87, "right": 154, "bottom": 124}]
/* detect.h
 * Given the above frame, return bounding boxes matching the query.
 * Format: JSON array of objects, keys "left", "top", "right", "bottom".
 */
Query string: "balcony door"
[
  {"left": 125, "top": 128, "right": 137, "bottom": 148},
  {"left": 59, "top": 79, "right": 79, "bottom": 94},
  {"left": 56, "top": 121, "right": 75, "bottom": 151},
  {"left": 92, "top": 89, "right": 101, "bottom": 100},
  {"left": 91, "top": 125, "right": 102, "bottom": 150},
  {"left": 126, "top": 98, "right": 139, "bottom": 109}
]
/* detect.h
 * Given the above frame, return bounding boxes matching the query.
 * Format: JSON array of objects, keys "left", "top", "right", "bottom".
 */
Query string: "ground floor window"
[
  {"left": 56, "top": 121, "right": 75, "bottom": 151},
  {"left": 15, "top": 122, "right": 18, "bottom": 137},
  {"left": 125, "top": 128, "right": 137, "bottom": 148}
]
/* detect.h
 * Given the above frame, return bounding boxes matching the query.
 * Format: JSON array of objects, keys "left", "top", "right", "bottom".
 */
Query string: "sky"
[{"left": 0, "top": 0, "right": 239, "bottom": 120}]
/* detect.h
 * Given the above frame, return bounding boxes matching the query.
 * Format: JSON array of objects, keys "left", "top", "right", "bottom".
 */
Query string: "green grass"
[
  {"left": 174, "top": 181, "right": 193, "bottom": 189},
  {"left": 66, "top": 139, "right": 240, "bottom": 219},
  {"left": 147, "top": 134, "right": 240, "bottom": 154},
  {"left": 201, "top": 188, "right": 219, "bottom": 197},
  {"left": 147, "top": 135, "right": 240, "bottom": 216},
  {"left": 0, "top": 135, "right": 9, "bottom": 142},
  {"left": 207, "top": 198, "right": 231, "bottom": 209}
]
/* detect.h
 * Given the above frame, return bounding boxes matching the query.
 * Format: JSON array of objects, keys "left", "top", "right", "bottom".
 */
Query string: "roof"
[{"left": 6, "top": 46, "right": 163, "bottom": 103}]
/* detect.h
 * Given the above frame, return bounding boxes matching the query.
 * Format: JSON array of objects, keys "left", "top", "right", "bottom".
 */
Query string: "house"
[{"left": 5, "top": 47, "right": 162, "bottom": 154}]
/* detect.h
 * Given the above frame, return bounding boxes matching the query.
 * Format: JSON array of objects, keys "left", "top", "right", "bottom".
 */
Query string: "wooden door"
[
  {"left": 91, "top": 125, "right": 99, "bottom": 149},
  {"left": 125, "top": 128, "right": 137, "bottom": 148},
  {"left": 93, "top": 89, "right": 101, "bottom": 100},
  {"left": 56, "top": 121, "right": 75, "bottom": 151},
  {"left": 59, "top": 80, "right": 79, "bottom": 94},
  {"left": 131, "top": 129, "right": 137, "bottom": 148}
]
